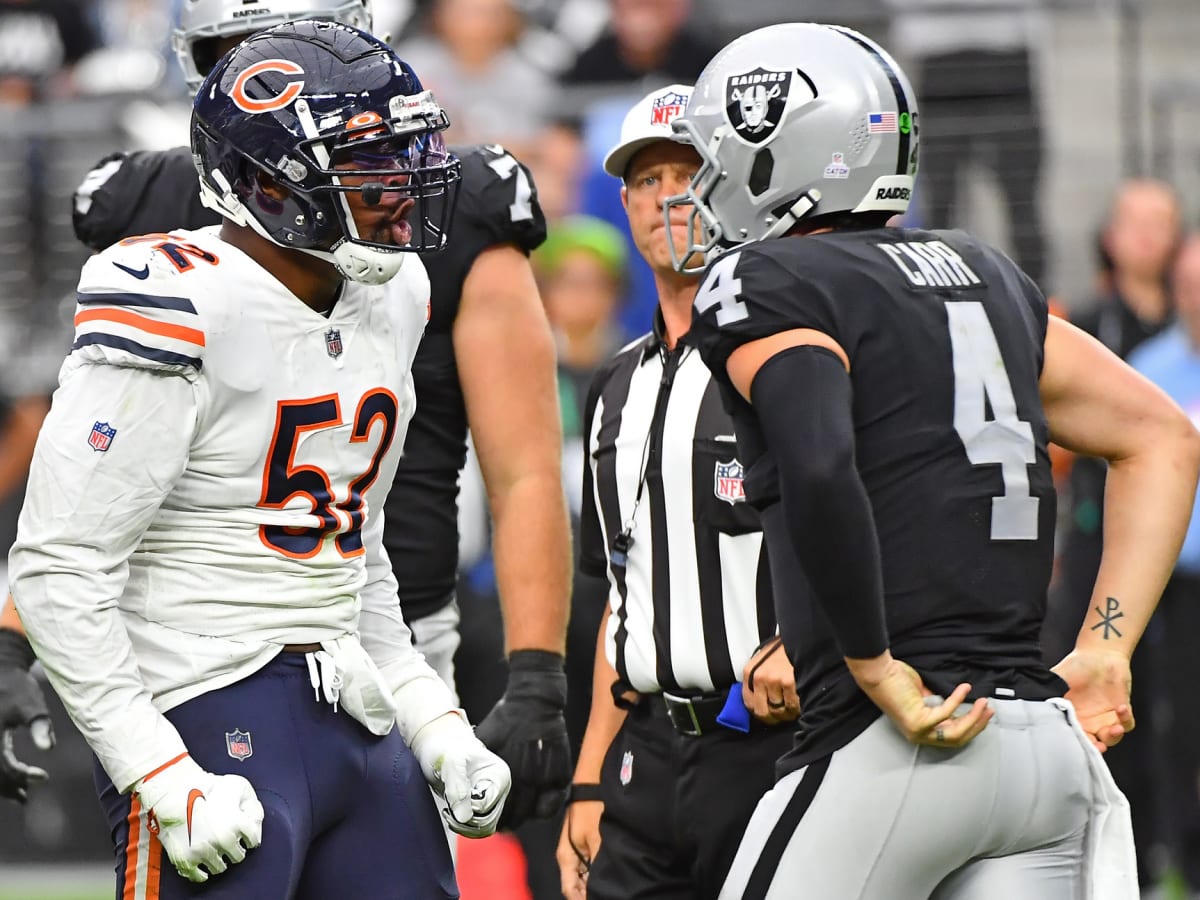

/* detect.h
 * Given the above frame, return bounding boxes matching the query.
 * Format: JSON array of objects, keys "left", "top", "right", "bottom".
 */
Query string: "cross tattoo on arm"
[{"left": 1089, "top": 596, "right": 1124, "bottom": 639}]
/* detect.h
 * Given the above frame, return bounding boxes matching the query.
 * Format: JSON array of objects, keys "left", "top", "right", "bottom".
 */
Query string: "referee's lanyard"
[{"left": 610, "top": 344, "right": 689, "bottom": 569}]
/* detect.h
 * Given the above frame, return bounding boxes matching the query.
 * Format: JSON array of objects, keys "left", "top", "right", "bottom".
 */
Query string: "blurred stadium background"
[{"left": 1, "top": 0, "right": 1199, "bottom": 898}]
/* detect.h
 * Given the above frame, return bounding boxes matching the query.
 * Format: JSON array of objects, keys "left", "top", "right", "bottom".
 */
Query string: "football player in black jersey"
[
  {"left": 670, "top": 22, "right": 1200, "bottom": 899},
  {"left": 1, "top": 0, "right": 572, "bottom": 833}
]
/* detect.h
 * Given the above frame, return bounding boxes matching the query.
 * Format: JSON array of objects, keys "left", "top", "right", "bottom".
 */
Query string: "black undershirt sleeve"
[{"left": 749, "top": 345, "right": 889, "bottom": 660}]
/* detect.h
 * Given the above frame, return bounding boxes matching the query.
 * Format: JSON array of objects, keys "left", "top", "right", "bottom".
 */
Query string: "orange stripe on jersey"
[
  {"left": 146, "top": 825, "right": 163, "bottom": 899},
  {"left": 140, "top": 752, "right": 188, "bottom": 783},
  {"left": 75, "top": 308, "right": 206, "bottom": 347},
  {"left": 123, "top": 796, "right": 142, "bottom": 900}
]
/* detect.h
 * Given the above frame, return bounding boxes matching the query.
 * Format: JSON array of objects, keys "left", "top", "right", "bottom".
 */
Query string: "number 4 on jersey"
[
  {"left": 946, "top": 301, "right": 1039, "bottom": 540},
  {"left": 695, "top": 251, "right": 748, "bottom": 326}
]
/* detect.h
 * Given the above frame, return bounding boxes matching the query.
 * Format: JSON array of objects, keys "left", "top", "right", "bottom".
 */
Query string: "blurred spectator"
[
  {"left": 535, "top": 214, "right": 628, "bottom": 450},
  {"left": 394, "top": 0, "right": 555, "bottom": 158},
  {"left": 0, "top": 0, "right": 99, "bottom": 104},
  {"left": 524, "top": 121, "right": 585, "bottom": 224},
  {"left": 560, "top": 0, "right": 717, "bottom": 103},
  {"left": 1050, "top": 176, "right": 1182, "bottom": 886},
  {"left": 888, "top": 0, "right": 1047, "bottom": 287},
  {"left": 1126, "top": 233, "right": 1200, "bottom": 894}
]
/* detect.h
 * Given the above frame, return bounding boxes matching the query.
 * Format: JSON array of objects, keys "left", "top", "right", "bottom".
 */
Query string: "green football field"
[{"left": 0, "top": 864, "right": 110, "bottom": 900}]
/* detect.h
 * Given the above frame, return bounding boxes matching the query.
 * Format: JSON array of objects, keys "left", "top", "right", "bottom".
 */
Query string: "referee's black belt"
[{"left": 661, "top": 690, "right": 732, "bottom": 737}]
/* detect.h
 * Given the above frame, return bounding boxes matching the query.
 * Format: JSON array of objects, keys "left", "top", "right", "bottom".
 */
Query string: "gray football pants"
[{"left": 720, "top": 699, "right": 1093, "bottom": 900}]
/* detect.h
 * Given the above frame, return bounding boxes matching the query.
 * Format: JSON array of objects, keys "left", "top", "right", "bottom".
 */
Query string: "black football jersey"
[
  {"left": 690, "top": 227, "right": 1064, "bottom": 767},
  {"left": 72, "top": 143, "right": 546, "bottom": 621}
]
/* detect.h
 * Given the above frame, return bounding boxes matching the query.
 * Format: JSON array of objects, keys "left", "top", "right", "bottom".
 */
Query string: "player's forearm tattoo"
[{"left": 1089, "top": 596, "right": 1124, "bottom": 639}]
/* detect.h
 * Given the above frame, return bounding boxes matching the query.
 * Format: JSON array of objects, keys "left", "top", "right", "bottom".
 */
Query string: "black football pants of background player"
[{"left": 587, "top": 697, "right": 793, "bottom": 900}]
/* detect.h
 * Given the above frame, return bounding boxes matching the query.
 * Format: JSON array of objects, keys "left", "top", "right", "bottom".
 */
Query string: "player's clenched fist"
[
  {"left": 133, "top": 754, "right": 264, "bottom": 883},
  {"left": 474, "top": 649, "right": 571, "bottom": 828},
  {"left": 410, "top": 712, "right": 512, "bottom": 838}
]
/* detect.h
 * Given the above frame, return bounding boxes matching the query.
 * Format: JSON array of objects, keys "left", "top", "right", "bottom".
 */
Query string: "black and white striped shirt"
[{"left": 580, "top": 322, "right": 775, "bottom": 695}]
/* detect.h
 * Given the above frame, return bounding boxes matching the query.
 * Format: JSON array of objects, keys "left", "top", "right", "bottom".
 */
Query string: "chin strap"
[{"left": 762, "top": 189, "right": 822, "bottom": 241}]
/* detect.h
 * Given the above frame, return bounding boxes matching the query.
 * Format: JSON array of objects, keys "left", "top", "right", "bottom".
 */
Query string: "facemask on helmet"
[
  {"left": 191, "top": 19, "right": 461, "bottom": 285},
  {"left": 174, "top": 0, "right": 374, "bottom": 92},
  {"left": 665, "top": 22, "right": 920, "bottom": 273}
]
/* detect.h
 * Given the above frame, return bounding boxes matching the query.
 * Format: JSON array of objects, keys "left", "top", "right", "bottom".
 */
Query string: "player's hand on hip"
[
  {"left": 411, "top": 712, "right": 512, "bottom": 838},
  {"left": 0, "top": 629, "right": 55, "bottom": 804},
  {"left": 133, "top": 754, "right": 264, "bottom": 884},
  {"left": 741, "top": 636, "right": 800, "bottom": 725},
  {"left": 557, "top": 795, "right": 602, "bottom": 900},
  {"left": 474, "top": 649, "right": 571, "bottom": 828},
  {"left": 846, "top": 651, "right": 992, "bottom": 747},
  {"left": 1052, "top": 648, "right": 1135, "bottom": 753}
]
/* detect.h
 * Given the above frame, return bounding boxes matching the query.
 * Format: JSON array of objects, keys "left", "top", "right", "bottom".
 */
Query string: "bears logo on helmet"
[
  {"left": 229, "top": 59, "right": 306, "bottom": 114},
  {"left": 191, "top": 20, "right": 461, "bottom": 285}
]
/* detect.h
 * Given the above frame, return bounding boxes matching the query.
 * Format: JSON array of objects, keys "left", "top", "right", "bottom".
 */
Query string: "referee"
[{"left": 554, "top": 85, "right": 796, "bottom": 900}]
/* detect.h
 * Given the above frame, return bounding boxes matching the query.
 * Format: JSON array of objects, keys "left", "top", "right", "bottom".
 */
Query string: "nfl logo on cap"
[
  {"left": 650, "top": 90, "right": 688, "bottom": 127},
  {"left": 88, "top": 421, "right": 116, "bottom": 452}
]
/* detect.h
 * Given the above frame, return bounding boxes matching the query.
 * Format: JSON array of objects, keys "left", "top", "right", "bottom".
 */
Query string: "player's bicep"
[
  {"left": 454, "top": 244, "right": 561, "bottom": 491},
  {"left": 1040, "top": 315, "right": 1188, "bottom": 461},
  {"left": 19, "top": 364, "right": 196, "bottom": 559},
  {"left": 727, "top": 329, "right": 850, "bottom": 403}
]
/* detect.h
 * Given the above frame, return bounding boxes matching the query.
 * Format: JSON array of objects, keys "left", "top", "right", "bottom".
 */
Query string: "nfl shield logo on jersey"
[
  {"left": 87, "top": 421, "right": 116, "bottom": 452},
  {"left": 324, "top": 327, "right": 343, "bottom": 359},
  {"left": 714, "top": 459, "right": 746, "bottom": 505},
  {"left": 619, "top": 750, "right": 634, "bottom": 786},
  {"left": 225, "top": 729, "right": 253, "bottom": 762},
  {"left": 726, "top": 67, "right": 792, "bottom": 144}
]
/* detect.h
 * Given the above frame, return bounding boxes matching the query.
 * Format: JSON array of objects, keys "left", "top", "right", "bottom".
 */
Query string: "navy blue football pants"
[{"left": 94, "top": 652, "right": 457, "bottom": 899}]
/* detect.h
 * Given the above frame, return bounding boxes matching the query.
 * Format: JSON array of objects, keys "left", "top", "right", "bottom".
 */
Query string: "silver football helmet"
[
  {"left": 173, "top": 0, "right": 374, "bottom": 91},
  {"left": 666, "top": 23, "right": 920, "bottom": 272}
]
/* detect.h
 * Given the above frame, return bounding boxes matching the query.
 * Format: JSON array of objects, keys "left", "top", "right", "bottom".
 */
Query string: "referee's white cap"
[{"left": 602, "top": 83, "right": 694, "bottom": 179}]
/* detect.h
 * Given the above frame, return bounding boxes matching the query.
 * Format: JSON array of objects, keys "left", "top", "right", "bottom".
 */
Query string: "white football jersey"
[{"left": 9, "top": 227, "right": 451, "bottom": 790}]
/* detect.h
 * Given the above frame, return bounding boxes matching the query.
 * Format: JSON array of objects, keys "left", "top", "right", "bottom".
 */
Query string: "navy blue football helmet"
[{"left": 191, "top": 19, "right": 461, "bottom": 284}]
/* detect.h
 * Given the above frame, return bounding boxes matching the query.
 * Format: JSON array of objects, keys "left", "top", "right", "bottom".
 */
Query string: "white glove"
[
  {"left": 409, "top": 713, "right": 511, "bottom": 838},
  {"left": 133, "top": 754, "right": 264, "bottom": 883}
]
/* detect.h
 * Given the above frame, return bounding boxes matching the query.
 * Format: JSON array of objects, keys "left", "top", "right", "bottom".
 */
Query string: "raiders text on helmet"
[
  {"left": 174, "top": 0, "right": 373, "bottom": 91},
  {"left": 191, "top": 19, "right": 461, "bottom": 284},
  {"left": 666, "top": 23, "right": 920, "bottom": 272}
]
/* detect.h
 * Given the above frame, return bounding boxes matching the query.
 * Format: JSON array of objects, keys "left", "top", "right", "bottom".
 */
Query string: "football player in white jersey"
[{"left": 6, "top": 20, "right": 508, "bottom": 897}]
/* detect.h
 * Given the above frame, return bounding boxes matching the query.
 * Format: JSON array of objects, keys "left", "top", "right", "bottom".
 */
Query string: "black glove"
[
  {"left": 0, "top": 628, "right": 55, "bottom": 804},
  {"left": 474, "top": 649, "right": 570, "bottom": 830}
]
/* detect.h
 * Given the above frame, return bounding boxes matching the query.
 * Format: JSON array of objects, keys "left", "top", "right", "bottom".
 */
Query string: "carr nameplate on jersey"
[
  {"left": 726, "top": 68, "right": 792, "bottom": 144},
  {"left": 875, "top": 239, "right": 985, "bottom": 290}
]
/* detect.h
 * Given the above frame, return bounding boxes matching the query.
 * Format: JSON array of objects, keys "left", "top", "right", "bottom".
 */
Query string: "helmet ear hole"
[
  {"left": 190, "top": 36, "right": 223, "bottom": 78},
  {"left": 254, "top": 169, "right": 291, "bottom": 201},
  {"left": 749, "top": 149, "right": 774, "bottom": 197}
]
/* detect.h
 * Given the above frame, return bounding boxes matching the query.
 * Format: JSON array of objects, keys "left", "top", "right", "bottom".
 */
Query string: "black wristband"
[
  {"left": 567, "top": 783, "right": 603, "bottom": 804},
  {"left": 0, "top": 628, "right": 35, "bottom": 671},
  {"left": 507, "top": 649, "right": 566, "bottom": 674}
]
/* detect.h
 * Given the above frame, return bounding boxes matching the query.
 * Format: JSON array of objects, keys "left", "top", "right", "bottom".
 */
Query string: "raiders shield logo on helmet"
[{"left": 725, "top": 67, "right": 792, "bottom": 144}]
